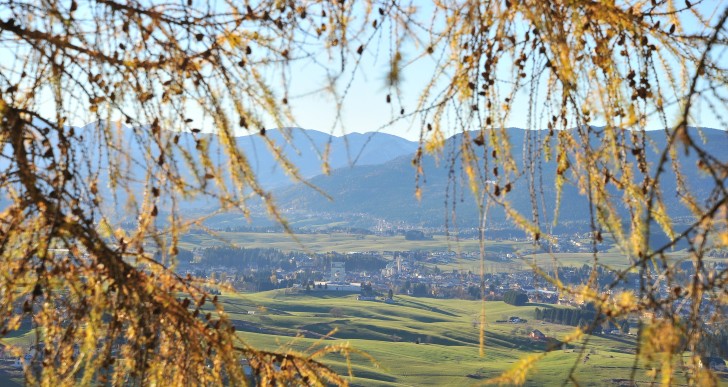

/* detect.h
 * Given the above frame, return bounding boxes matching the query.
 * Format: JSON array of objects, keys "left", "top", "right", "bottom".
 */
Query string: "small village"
[
  {"left": 184, "top": 240, "right": 724, "bottom": 309},
  {"left": 1, "top": 232, "right": 726, "bottom": 379}
]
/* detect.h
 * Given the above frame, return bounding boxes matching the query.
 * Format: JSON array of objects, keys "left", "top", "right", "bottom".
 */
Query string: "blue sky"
[
  {"left": 280, "top": 1, "right": 727, "bottom": 141},
  {"left": 16, "top": 1, "right": 726, "bottom": 141}
]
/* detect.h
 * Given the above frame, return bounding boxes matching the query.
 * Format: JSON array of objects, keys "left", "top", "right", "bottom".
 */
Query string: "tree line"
[
  {"left": 196, "top": 247, "right": 388, "bottom": 274},
  {"left": 503, "top": 291, "right": 529, "bottom": 306},
  {"left": 534, "top": 307, "right": 630, "bottom": 335}
]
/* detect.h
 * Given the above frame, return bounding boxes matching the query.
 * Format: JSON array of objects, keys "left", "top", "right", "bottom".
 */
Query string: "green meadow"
[
  {"left": 179, "top": 231, "right": 725, "bottom": 271},
  {"left": 3, "top": 291, "right": 726, "bottom": 385},
  {"left": 180, "top": 231, "right": 527, "bottom": 254},
  {"left": 3, "top": 230, "right": 724, "bottom": 385},
  {"left": 220, "top": 290, "right": 725, "bottom": 386}
]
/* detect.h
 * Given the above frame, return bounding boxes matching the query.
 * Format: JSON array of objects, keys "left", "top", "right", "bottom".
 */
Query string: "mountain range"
[
  {"left": 232, "top": 128, "right": 418, "bottom": 188},
  {"left": 3, "top": 121, "right": 725, "bottom": 233},
  {"left": 270, "top": 127, "right": 728, "bottom": 231},
  {"left": 0, "top": 123, "right": 417, "bottom": 222}
]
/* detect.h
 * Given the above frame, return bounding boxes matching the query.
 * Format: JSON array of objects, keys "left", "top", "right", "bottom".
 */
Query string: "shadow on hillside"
[
  {"left": 347, "top": 369, "right": 398, "bottom": 385},
  {"left": 487, "top": 331, "right": 563, "bottom": 352},
  {"left": 222, "top": 298, "right": 293, "bottom": 316},
  {"left": 404, "top": 315, "right": 451, "bottom": 324},
  {"left": 0, "top": 365, "right": 24, "bottom": 386},
  {"left": 399, "top": 299, "right": 458, "bottom": 317},
  {"left": 2, "top": 318, "right": 33, "bottom": 338},
  {"left": 525, "top": 302, "right": 552, "bottom": 307},
  {"left": 264, "top": 290, "right": 361, "bottom": 300}
]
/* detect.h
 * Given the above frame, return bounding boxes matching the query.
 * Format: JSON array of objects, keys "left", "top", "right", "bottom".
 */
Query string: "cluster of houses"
[{"left": 183, "top": 249, "right": 639, "bottom": 306}]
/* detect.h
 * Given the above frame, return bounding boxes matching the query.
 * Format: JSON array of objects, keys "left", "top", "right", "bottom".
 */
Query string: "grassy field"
[
  {"left": 180, "top": 231, "right": 726, "bottom": 271},
  {"left": 3, "top": 291, "right": 725, "bottom": 385},
  {"left": 180, "top": 231, "right": 530, "bottom": 254},
  {"left": 217, "top": 290, "right": 726, "bottom": 386}
]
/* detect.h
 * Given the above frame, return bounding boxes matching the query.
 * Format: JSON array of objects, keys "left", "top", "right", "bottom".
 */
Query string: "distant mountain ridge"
[
  {"left": 6, "top": 120, "right": 724, "bottom": 232},
  {"left": 234, "top": 128, "right": 418, "bottom": 188},
  {"left": 67, "top": 123, "right": 418, "bottom": 188},
  {"left": 0, "top": 121, "right": 418, "bottom": 222},
  {"left": 272, "top": 127, "right": 728, "bottom": 229}
]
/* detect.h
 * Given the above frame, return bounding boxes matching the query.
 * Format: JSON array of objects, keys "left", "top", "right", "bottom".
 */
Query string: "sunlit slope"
[{"left": 220, "top": 291, "right": 715, "bottom": 386}]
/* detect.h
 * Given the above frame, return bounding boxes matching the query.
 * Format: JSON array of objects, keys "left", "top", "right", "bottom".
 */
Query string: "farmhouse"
[{"left": 529, "top": 329, "right": 546, "bottom": 340}]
